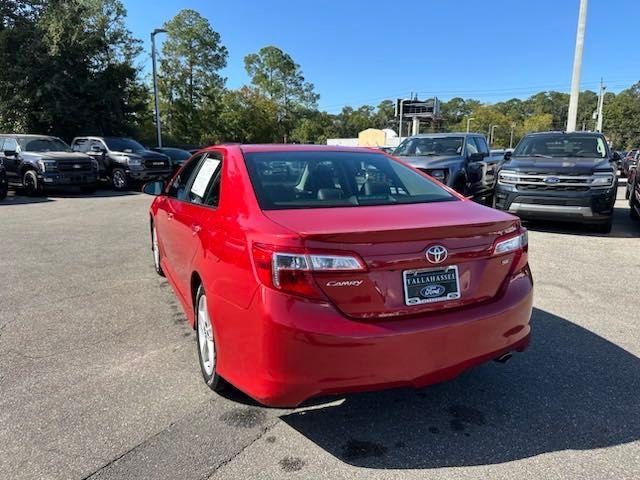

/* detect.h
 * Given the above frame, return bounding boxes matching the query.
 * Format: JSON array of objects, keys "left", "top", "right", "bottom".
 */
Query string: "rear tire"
[
  {"left": 23, "top": 170, "right": 43, "bottom": 196},
  {"left": 151, "top": 223, "right": 165, "bottom": 277},
  {"left": 195, "top": 284, "right": 226, "bottom": 393},
  {"left": 111, "top": 168, "right": 128, "bottom": 191}
]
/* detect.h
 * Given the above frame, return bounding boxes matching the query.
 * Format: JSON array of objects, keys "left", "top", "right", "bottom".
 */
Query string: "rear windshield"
[
  {"left": 244, "top": 151, "right": 456, "bottom": 210},
  {"left": 513, "top": 134, "right": 609, "bottom": 158}
]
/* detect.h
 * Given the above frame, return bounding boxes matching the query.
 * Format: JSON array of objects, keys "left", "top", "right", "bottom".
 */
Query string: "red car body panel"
[{"left": 149, "top": 144, "right": 533, "bottom": 407}]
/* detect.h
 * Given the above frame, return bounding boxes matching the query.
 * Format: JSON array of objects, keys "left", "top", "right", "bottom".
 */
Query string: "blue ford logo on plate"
[
  {"left": 544, "top": 176, "right": 561, "bottom": 184},
  {"left": 420, "top": 285, "right": 446, "bottom": 298}
]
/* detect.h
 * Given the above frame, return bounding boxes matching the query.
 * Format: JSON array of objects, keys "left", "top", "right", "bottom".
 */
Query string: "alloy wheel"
[{"left": 197, "top": 294, "right": 215, "bottom": 376}]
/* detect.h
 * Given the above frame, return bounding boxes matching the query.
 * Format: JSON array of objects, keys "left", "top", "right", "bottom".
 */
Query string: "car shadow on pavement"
[
  {"left": 524, "top": 207, "right": 640, "bottom": 238},
  {"left": 280, "top": 308, "right": 640, "bottom": 469},
  {"left": 0, "top": 194, "right": 54, "bottom": 206}
]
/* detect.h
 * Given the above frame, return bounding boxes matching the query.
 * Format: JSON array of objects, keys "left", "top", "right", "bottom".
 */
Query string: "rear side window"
[{"left": 244, "top": 151, "right": 456, "bottom": 210}]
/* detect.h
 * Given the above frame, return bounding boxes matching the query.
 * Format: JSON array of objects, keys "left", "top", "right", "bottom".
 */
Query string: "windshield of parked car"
[
  {"left": 244, "top": 151, "right": 456, "bottom": 210},
  {"left": 105, "top": 138, "right": 145, "bottom": 153},
  {"left": 513, "top": 134, "right": 608, "bottom": 158},
  {"left": 20, "top": 137, "right": 71, "bottom": 153},
  {"left": 393, "top": 137, "right": 464, "bottom": 157}
]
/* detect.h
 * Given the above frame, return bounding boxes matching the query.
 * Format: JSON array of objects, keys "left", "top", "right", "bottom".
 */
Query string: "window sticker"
[{"left": 190, "top": 158, "right": 220, "bottom": 198}]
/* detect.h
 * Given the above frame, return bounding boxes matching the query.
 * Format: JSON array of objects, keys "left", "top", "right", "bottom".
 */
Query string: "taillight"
[
  {"left": 252, "top": 243, "right": 366, "bottom": 299},
  {"left": 493, "top": 229, "right": 528, "bottom": 272}
]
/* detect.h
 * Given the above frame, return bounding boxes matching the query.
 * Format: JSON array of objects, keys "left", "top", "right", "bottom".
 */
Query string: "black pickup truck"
[
  {"left": 494, "top": 131, "right": 619, "bottom": 233},
  {"left": 71, "top": 136, "right": 172, "bottom": 190},
  {"left": 0, "top": 134, "right": 97, "bottom": 195},
  {"left": 392, "top": 133, "right": 500, "bottom": 203}
]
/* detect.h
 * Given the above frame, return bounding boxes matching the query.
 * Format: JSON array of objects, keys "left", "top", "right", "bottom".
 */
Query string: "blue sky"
[{"left": 123, "top": 0, "right": 639, "bottom": 113}]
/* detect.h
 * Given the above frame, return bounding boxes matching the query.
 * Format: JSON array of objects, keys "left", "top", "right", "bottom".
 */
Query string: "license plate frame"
[{"left": 402, "top": 265, "right": 461, "bottom": 306}]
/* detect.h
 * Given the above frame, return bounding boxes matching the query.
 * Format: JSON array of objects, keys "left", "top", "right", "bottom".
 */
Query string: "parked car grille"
[
  {"left": 498, "top": 171, "right": 610, "bottom": 191},
  {"left": 58, "top": 162, "right": 93, "bottom": 173}
]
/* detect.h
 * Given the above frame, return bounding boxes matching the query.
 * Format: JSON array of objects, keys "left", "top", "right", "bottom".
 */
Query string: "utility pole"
[
  {"left": 151, "top": 28, "right": 167, "bottom": 148},
  {"left": 596, "top": 78, "right": 606, "bottom": 132},
  {"left": 466, "top": 117, "right": 474, "bottom": 133},
  {"left": 566, "top": 0, "right": 588, "bottom": 132}
]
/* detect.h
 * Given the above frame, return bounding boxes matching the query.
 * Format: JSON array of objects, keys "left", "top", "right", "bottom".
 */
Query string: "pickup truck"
[
  {"left": 0, "top": 134, "right": 97, "bottom": 195},
  {"left": 392, "top": 133, "right": 500, "bottom": 203},
  {"left": 71, "top": 136, "right": 172, "bottom": 191},
  {"left": 494, "top": 131, "right": 619, "bottom": 233}
]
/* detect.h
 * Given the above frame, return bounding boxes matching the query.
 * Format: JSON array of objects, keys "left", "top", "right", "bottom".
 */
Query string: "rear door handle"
[{"left": 191, "top": 224, "right": 201, "bottom": 235}]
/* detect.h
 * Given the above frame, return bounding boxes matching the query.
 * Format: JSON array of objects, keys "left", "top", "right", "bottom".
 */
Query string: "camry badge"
[{"left": 426, "top": 245, "right": 448, "bottom": 264}]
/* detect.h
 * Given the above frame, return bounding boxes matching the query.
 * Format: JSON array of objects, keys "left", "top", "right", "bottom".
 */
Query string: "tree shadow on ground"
[{"left": 280, "top": 308, "right": 640, "bottom": 469}]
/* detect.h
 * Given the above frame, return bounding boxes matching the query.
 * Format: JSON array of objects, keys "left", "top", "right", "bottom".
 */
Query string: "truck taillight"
[{"left": 251, "top": 243, "right": 366, "bottom": 299}]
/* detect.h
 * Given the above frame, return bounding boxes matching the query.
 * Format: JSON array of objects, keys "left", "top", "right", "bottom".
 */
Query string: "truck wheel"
[
  {"left": 111, "top": 168, "right": 128, "bottom": 191},
  {"left": 453, "top": 178, "right": 467, "bottom": 196},
  {"left": 195, "top": 284, "right": 226, "bottom": 393},
  {"left": 594, "top": 217, "right": 613, "bottom": 234},
  {"left": 23, "top": 170, "right": 43, "bottom": 196}
]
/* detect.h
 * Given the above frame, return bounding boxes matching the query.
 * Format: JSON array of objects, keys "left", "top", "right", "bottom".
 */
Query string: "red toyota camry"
[{"left": 144, "top": 145, "right": 533, "bottom": 407}]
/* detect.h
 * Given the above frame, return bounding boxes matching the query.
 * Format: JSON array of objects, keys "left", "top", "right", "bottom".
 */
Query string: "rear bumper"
[
  {"left": 495, "top": 184, "right": 616, "bottom": 224},
  {"left": 217, "top": 269, "right": 533, "bottom": 407}
]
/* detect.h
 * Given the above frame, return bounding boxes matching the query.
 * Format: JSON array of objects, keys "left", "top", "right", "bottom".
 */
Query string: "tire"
[
  {"left": 111, "top": 168, "right": 128, "bottom": 191},
  {"left": 23, "top": 170, "right": 43, "bottom": 196},
  {"left": 594, "top": 217, "right": 613, "bottom": 234},
  {"left": 453, "top": 177, "right": 467, "bottom": 196},
  {"left": 631, "top": 196, "right": 640, "bottom": 221},
  {"left": 195, "top": 284, "right": 225, "bottom": 392},
  {"left": 151, "top": 223, "right": 165, "bottom": 277}
]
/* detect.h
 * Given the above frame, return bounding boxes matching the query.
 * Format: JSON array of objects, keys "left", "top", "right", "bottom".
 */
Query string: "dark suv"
[
  {"left": 71, "top": 136, "right": 172, "bottom": 190},
  {"left": 393, "top": 133, "right": 500, "bottom": 203},
  {"left": 0, "top": 134, "right": 97, "bottom": 195},
  {"left": 495, "top": 131, "right": 619, "bottom": 233},
  {"left": 0, "top": 159, "right": 7, "bottom": 200}
]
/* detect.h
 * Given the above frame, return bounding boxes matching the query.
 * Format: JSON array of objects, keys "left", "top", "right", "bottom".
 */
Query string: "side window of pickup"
[
  {"left": 73, "top": 139, "right": 89, "bottom": 152},
  {"left": 475, "top": 136, "right": 490, "bottom": 156},
  {"left": 465, "top": 137, "right": 479, "bottom": 156}
]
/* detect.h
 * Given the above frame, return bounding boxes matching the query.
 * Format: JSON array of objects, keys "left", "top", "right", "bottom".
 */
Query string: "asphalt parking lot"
[{"left": 1, "top": 186, "right": 639, "bottom": 480}]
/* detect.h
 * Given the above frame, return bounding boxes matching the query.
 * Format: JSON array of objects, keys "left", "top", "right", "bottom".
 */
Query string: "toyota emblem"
[{"left": 426, "top": 245, "right": 448, "bottom": 264}]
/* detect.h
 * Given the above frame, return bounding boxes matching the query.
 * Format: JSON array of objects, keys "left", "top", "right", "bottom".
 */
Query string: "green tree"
[
  {"left": 159, "top": 9, "right": 228, "bottom": 144},
  {"left": 244, "top": 46, "right": 318, "bottom": 142},
  {"left": 0, "top": 0, "right": 146, "bottom": 140}
]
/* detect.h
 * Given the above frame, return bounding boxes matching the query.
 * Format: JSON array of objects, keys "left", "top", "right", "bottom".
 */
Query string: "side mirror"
[
  {"left": 611, "top": 151, "right": 621, "bottom": 162},
  {"left": 503, "top": 151, "right": 513, "bottom": 161},
  {"left": 468, "top": 152, "right": 486, "bottom": 162},
  {"left": 3, "top": 150, "right": 16, "bottom": 157},
  {"left": 142, "top": 180, "right": 165, "bottom": 196}
]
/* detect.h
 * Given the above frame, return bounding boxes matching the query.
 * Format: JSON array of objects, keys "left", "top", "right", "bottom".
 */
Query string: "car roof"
[
  {"left": 404, "top": 132, "right": 477, "bottom": 139},
  {"left": 524, "top": 131, "right": 605, "bottom": 136},
  {"left": 238, "top": 144, "right": 382, "bottom": 154}
]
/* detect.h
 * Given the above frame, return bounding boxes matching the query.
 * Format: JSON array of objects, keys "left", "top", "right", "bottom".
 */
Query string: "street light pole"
[
  {"left": 466, "top": 117, "right": 474, "bottom": 133},
  {"left": 151, "top": 28, "right": 167, "bottom": 148},
  {"left": 566, "top": 0, "right": 588, "bottom": 132},
  {"left": 596, "top": 78, "right": 606, "bottom": 132},
  {"left": 490, "top": 125, "right": 498, "bottom": 146}
]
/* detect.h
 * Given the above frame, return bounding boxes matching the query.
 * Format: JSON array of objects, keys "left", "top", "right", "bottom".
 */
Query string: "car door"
[
  {"left": 168, "top": 152, "right": 225, "bottom": 296},
  {"left": 2, "top": 137, "right": 20, "bottom": 180},
  {"left": 86, "top": 139, "right": 108, "bottom": 175}
]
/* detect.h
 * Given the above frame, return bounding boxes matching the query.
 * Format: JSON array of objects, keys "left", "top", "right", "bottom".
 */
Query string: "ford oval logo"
[
  {"left": 426, "top": 245, "right": 448, "bottom": 264},
  {"left": 420, "top": 285, "right": 446, "bottom": 298},
  {"left": 544, "top": 176, "right": 561, "bottom": 184}
]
